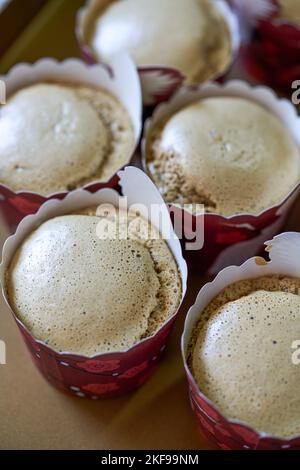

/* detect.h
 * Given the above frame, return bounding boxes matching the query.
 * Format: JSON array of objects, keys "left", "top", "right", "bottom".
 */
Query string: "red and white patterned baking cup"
[
  {"left": 76, "top": 0, "right": 240, "bottom": 106},
  {"left": 0, "top": 56, "right": 142, "bottom": 234},
  {"left": 0, "top": 167, "right": 187, "bottom": 399},
  {"left": 142, "top": 80, "right": 300, "bottom": 275},
  {"left": 182, "top": 231, "right": 300, "bottom": 450},
  {"left": 237, "top": 0, "right": 300, "bottom": 95}
]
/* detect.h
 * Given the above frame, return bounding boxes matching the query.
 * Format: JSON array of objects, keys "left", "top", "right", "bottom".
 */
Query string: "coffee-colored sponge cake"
[
  {"left": 90, "top": 0, "right": 232, "bottom": 83},
  {"left": 6, "top": 207, "right": 181, "bottom": 356},
  {"left": 147, "top": 97, "right": 300, "bottom": 216},
  {"left": 0, "top": 83, "right": 134, "bottom": 195},
  {"left": 189, "top": 276, "right": 300, "bottom": 437}
]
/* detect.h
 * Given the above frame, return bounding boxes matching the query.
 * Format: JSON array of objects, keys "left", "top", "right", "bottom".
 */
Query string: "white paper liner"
[
  {"left": 0, "top": 55, "right": 142, "bottom": 196},
  {"left": 211, "top": 185, "right": 300, "bottom": 272},
  {"left": 0, "top": 167, "right": 187, "bottom": 357},
  {"left": 182, "top": 231, "right": 300, "bottom": 441}
]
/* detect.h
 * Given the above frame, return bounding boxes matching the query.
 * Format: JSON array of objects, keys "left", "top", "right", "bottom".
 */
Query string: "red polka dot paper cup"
[
  {"left": 0, "top": 55, "right": 142, "bottom": 234},
  {"left": 76, "top": 0, "right": 240, "bottom": 106},
  {"left": 0, "top": 167, "right": 187, "bottom": 399},
  {"left": 142, "top": 80, "right": 300, "bottom": 276},
  {"left": 235, "top": 0, "right": 300, "bottom": 95},
  {"left": 182, "top": 232, "right": 300, "bottom": 450}
]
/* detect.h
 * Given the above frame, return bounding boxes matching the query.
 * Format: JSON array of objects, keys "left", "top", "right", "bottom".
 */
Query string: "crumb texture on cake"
[
  {"left": 6, "top": 207, "right": 181, "bottom": 356},
  {"left": 0, "top": 83, "right": 134, "bottom": 194},
  {"left": 90, "top": 0, "right": 231, "bottom": 83},
  {"left": 190, "top": 276, "right": 300, "bottom": 438},
  {"left": 147, "top": 97, "right": 300, "bottom": 216}
]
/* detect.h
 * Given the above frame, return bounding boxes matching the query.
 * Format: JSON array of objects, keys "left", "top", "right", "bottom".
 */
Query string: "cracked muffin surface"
[
  {"left": 0, "top": 83, "right": 134, "bottom": 195},
  {"left": 6, "top": 206, "right": 181, "bottom": 356},
  {"left": 146, "top": 97, "right": 300, "bottom": 216}
]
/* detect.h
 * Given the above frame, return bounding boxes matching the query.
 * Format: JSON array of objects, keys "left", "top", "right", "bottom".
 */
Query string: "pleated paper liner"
[
  {"left": 182, "top": 232, "right": 300, "bottom": 450},
  {"left": 142, "top": 80, "right": 300, "bottom": 275},
  {"left": 0, "top": 167, "right": 187, "bottom": 399},
  {"left": 0, "top": 55, "right": 142, "bottom": 233}
]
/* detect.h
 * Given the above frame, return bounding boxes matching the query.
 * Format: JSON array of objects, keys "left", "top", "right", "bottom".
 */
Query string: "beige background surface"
[{"left": 0, "top": 0, "right": 300, "bottom": 451}]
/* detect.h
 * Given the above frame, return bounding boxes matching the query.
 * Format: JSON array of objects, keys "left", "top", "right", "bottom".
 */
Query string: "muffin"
[
  {"left": 0, "top": 83, "right": 134, "bottom": 195},
  {"left": 88, "top": 0, "right": 232, "bottom": 84},
  {"left": 189, "top": 275, "right": 300, "bottom": 438},
  {"left": 6, "top": 206, "right": 182, "bottom": 356},
  {"left": 278, "top": 0, "right": 300, "bottom": 25},
  {"left": 146, "top": 96, "right": 300, "bottom": 216}
]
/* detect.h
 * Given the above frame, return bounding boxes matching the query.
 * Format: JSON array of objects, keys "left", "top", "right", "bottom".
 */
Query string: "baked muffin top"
[
  {"left": 278, "top": 0, "right": 300, "bottom": 25},
  {"left": 147, "top": 97, "right": 300, "bottom": 216},
  {"left": 0, "top": 83, "right": 134, "bottom": 195},
  {"left": 190, "top": 275, "right": 300, "bottom": 438},
  {"left": 6, "top": 206, "right": 181, "bottom": 356},
  {"left": 89, "top": 0, "right": 232, "bottom": 83}
]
